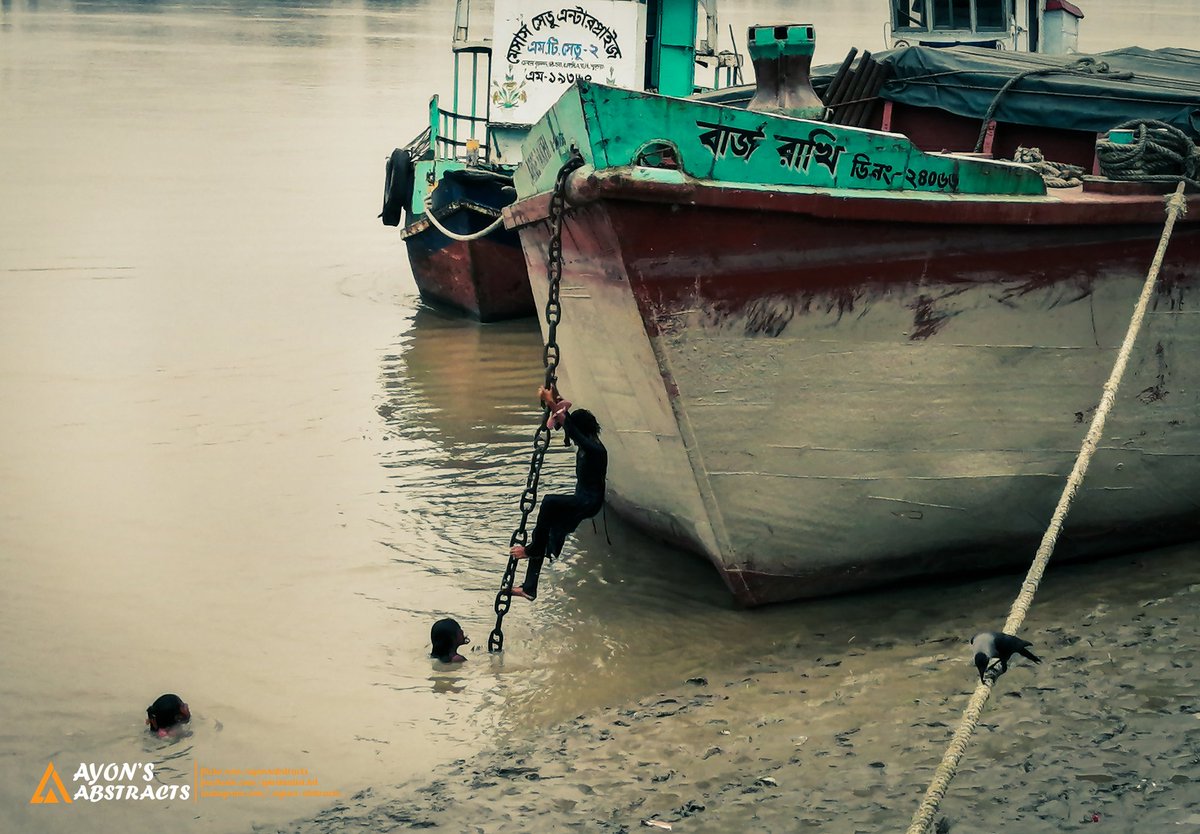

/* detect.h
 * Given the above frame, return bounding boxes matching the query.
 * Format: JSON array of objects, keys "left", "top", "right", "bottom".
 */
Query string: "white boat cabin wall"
[
  {"left": 441, "top": 0, "right": 735, "bottom": 168},
  {"left": 489, "top": 0, "right": 646, "bottom": 163},
  {"left": 887, "top": 0, "right": 1083, "bottom": 53}
]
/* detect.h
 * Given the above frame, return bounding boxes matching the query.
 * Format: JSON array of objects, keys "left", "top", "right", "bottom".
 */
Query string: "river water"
[{"left": 1, "top": 2, "right": 1197, "bottom": 833}]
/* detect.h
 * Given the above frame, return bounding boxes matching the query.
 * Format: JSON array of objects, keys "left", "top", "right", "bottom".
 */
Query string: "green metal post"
[
  {"left": 452, "top": 55, "right": 460, "bottom": 146},
  {"left": 484, "top": 50, "right": 492, "bottom": 160},
  {"left": 475, "top": 54, "right": 482, "bottom": 135},
  {"left": 429, "top": 95, "right": 440, "bottom": 162},
  {"left": 650, "top": 0, "right": 698, "bottom": 97}
]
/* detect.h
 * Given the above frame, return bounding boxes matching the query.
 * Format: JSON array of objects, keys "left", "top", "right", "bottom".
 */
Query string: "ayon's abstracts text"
[{"left": 72, "top": 763, "right": 190, "bottom": 802}]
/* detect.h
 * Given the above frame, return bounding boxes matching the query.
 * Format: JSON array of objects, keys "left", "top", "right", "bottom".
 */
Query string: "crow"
[{"left": 971, "top": 631, "right": 1041, "bottom": 683}]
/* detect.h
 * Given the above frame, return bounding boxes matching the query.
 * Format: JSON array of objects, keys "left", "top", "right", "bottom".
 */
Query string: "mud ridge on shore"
[{"left": 271, "top": 577, "right": 1200, "bottom": 834}]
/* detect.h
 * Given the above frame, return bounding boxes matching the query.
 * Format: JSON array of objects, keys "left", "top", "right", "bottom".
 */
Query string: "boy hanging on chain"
[{"left": 507, "top": 385, "right": 607, "bottom": 601}]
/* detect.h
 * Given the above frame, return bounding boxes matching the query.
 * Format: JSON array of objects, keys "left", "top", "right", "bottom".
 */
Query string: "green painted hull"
[{"left": 514, "top": 81, "right": 1047, "bottom": 199}]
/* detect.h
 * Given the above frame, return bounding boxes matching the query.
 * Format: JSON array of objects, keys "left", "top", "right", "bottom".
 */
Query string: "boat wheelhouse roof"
[
  {"left": 880, "top": 45, "right": 1200, "bottom": 136},
  {"left": 698, "top": 45, "right": 1200, "bottom": 138}
]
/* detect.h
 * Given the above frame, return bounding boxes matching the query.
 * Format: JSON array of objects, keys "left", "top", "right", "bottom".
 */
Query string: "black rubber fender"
[{"left": 380, "top": 147, "right": 413, "bottom": 226}]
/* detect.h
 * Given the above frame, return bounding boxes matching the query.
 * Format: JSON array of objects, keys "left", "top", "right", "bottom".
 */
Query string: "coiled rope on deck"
[
  {"left": 1013, "top": 146, "right": 1084, "bottom": 188},
  {"left": 905, "top": 181, "right": 1190, "bottom": 834},
  {"left": 1096, "top": 119, "right": 1200, "bottom": 190}
]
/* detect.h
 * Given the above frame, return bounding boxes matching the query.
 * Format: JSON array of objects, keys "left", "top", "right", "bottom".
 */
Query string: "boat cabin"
[
  {"left": 384, "top": 0, "right": 743, "bottom": 321},
  {"left": 435, "top": 0, "right": 741, "bottom": 168},
  {"left": 887, "top": 0, "right": 1083, "bottom": 53}
]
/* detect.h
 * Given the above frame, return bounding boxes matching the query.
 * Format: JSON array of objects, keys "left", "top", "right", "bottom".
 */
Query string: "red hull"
[
  {"left": 508, "top": 171, "right": 1200, "bottom": 605},
  {"left": 404, "top": 213, "right": 533, "bottom": 323},
  {"left": 510, "top": 171, "right": 1200, "bottom": 300}
]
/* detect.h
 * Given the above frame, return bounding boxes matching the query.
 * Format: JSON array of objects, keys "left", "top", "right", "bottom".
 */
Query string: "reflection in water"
[
  {"left": 374, "top": 306, "right": 549, "bottom": 576},
  {"left": 385, "top": 307, "right": 544, "bottom": 448},
  {"left": 430, "top": 674, "right": 468, "bottom": 695}
]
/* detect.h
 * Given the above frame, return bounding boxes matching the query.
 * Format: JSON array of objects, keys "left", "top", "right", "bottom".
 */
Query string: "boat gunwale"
[{"left": 504, "top": 166, "right": 1200, "bottom": 230}]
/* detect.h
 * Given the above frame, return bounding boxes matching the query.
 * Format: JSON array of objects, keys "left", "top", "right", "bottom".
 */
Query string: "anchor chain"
[{"left": 488, "top": 148, "right": 585, "bottom": 653}]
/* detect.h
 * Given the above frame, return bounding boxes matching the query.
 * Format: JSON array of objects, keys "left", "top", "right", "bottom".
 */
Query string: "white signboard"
[{"left": 491, "top": 0, "right": 644, "bottom": 126}]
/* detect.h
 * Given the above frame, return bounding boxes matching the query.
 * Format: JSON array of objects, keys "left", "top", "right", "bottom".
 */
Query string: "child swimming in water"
[
  {"left": 146, "top": 693, "right": 191, "bottom": 738},
  {"left": 430, "top": 618, "right": 470, "bottom": 663}
]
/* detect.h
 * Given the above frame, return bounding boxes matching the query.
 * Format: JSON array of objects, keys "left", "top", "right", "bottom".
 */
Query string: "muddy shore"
[{"left": 270, "top": 546, "right": 1200, "bottom": 834}]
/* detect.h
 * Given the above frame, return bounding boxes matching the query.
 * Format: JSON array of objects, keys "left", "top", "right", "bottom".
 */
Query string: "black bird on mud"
[{"left": 971, "top": 631, "right": 1041, "bottom": 683}]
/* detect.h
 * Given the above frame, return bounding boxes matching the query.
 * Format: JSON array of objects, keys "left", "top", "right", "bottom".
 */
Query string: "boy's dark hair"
[
  {"left": 570, "top": 408, "right": 601, "bottom": 436},
  {"left": 147, "top": 693, "right": 188, "bottom": 732},
  {"left": 430, "top": 618, "right": 461, "bottom": 660}
]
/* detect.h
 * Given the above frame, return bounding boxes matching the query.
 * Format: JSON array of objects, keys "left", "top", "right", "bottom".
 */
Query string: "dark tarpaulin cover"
[{"left": 876, "top": 45, "right": 1200, "bottom": 136}]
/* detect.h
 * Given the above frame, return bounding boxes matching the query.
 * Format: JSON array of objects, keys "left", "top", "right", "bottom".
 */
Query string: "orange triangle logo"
[{"left": 30, "top": 762, "right": 73, "bottom": 805}]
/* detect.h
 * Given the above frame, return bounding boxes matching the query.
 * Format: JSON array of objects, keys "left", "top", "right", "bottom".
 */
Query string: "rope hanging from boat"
[
  {"left": 488, "top": 148, "right": 586, "bottom": 654},
  {"left": 1096, "top": 119, "right": 1200, "bottom": 190},
  {"left": 905, "top": 181, "right": 1189, "bottom": 834},
  {"left": 422, "top": 192, "right": 507, "bottom": 242},
  {"left": 973, "top": 57, "right": 1134, "bottom": 154}
]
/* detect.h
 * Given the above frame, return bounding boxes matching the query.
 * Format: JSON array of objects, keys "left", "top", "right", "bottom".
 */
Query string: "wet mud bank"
[{"left": 272, "top": 555, "right": 1200, "bottom": 834}]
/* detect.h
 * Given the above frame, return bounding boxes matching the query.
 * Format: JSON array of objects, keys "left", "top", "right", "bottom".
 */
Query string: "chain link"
[{"left": 488, "top": 148, "right": 585, "bottom": 653}]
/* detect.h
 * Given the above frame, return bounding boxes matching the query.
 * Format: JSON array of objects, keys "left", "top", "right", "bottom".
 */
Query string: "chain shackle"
[{"left": 488, "top": 148, "right": 585, "bottom": 653}]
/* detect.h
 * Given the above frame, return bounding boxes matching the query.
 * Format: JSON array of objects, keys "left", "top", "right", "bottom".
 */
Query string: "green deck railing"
[{"left": 429, "top": 94, "right": 490, "bottom": 164}]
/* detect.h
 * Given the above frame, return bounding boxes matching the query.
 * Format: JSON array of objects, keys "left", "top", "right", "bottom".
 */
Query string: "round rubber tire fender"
[{"left": 381, "top": 148, "right": 413, "bottom": 227}]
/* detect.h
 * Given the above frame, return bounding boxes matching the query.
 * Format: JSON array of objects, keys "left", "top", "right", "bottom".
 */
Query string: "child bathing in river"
[
  {"left": 430, "top": 618, "right": 470, "bottom": 663},
  {"left": 146, "top": 693, "right": 191, "bottom": 738}
]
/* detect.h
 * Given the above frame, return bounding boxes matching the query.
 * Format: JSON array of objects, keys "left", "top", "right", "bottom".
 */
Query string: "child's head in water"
[
  {"left": 430, "top": 618, "right": 470, "bottom": 663},
  {"left": 146, "top": 694, "right": 191, "bottom": 738}
]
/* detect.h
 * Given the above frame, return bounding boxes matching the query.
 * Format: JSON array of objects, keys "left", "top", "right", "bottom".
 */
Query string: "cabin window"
[
  {"left": 931, "top": 0, "right": 972, "bottom": 30},
  {"left": 892, "top": 0, "right": 927, "bottom": 30},
  {"left": 893, "top": 0, "right": 1011, "bottom": 36},
  {"left": 974, "top": 0, "right": 1009, "bottom": 30}
]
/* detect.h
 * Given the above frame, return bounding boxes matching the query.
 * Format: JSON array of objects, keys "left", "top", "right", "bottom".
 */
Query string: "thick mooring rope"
[
  {"left": 973, "top": 57, "right": 1133, "bottom": 154},
  {"left": 422, "top": 192, "right": 506, "bottom": 242},
  {"left": 905, "top": 181, "right": 1189, "bottom": 834}
]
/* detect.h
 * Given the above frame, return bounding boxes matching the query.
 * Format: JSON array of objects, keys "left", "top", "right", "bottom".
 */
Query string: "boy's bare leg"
[{"left": 506, "top": 543, "right": 543, "bottom": 600}]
